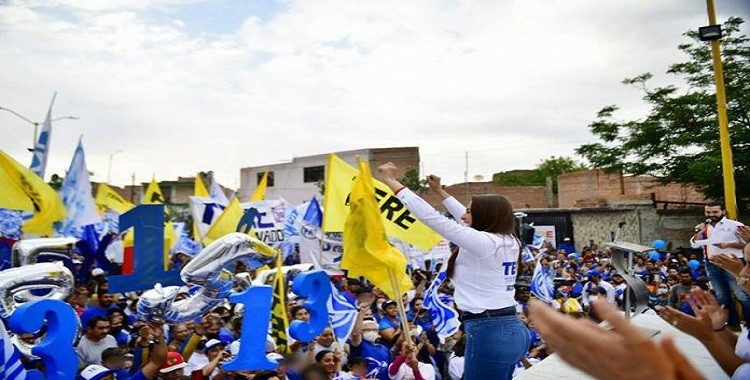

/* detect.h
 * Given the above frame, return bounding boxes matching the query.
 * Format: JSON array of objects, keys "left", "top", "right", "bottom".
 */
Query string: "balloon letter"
[
  {"left": 289, "top": 270, "right": 331, "bottom": 342},
  {"left": 222, "top": 286, "right": 277, "bottom": 371},
  {"left": 9, "top": 299, "right": 78, "bottom": 380},
  {"left": 109, "top": 205, "right": 182, "bottom": 293}
]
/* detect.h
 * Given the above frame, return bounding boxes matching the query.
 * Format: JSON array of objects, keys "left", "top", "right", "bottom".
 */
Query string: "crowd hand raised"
[
  {"left": 738, "top": 226, "right": 750, "bottom": 241},
  {"left": 528, "top": 299, "right": 703, "bottom": 380},
  {"left": 712, "top": 242, "right": 735, "bottom": 249},
  {"left": 710, "top": 254, "right": 744, "bottom": 277}
]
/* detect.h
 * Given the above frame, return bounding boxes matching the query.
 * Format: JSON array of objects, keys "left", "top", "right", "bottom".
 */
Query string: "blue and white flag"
[
  {"left": 327, "top": 281, "right": 359, "bottom": 342},
  {"left": 29, "top": 96, "right": 54, "bottom": 179},
  {"left": 0, "top": 209, "right": 22, "bottom": 240},
  {"left": 209, "top": 179, "right": 229, "bottom": 206},
  {"left": 0, "top": 318, "right": 28, "bottom": 379},
  {"left": 530, "top": 260, "right": 555, "bottom": 303},
  {"left": 58, "top": 138, "right": 100, "bottom": 237},
  {"left": 423, "top": 269, "right": 460, "bottom": 343},
  {"left": 188, "top": 196, "right": 224, "bottom": 241},
  {"left": 308, "top": 251, "right": 358, "bottom": 342}
]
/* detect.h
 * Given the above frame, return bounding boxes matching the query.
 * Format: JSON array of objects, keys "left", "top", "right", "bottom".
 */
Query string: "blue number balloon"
[
  {"left": 289, "top": 270, "right": 331, "bottom": 342},
  {"left": 221, "top": 286, "right": 277, "bottom": 371},
  {"left": 108, "top": 205, "right": 182, "bottom": 293},
  {"left": 9, "top": 299, "right": 78, "bottom": 380}
]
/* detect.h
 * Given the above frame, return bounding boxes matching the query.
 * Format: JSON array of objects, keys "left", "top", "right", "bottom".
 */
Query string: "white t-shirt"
[
  {"left": 448, "top": 352, "right": 464, "bottom": 380},
  {"left": 389, "top": 361, "right": 436, "bottom": 380},
  {"left": 184, "top": 352, "right": 220, "bottom": 379},
  {"left": 397, "top": 189, "right": 519, "bottom": 313}
]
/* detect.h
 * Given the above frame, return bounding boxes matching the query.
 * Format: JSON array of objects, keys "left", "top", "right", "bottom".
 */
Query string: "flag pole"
[{"left": 388, "top": 269, "right": 411, "bottom": 342}]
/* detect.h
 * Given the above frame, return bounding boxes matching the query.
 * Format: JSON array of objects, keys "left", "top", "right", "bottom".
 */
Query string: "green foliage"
[
  {"left": 576, "top": 17, "right": 750, "bottom": 209},
  {"left": 48, "top": 173, "right": 63, "bottom": 190},
  {"left": 400, "top": 167, "right": 427, "bottom": 193},
  {"left": 493, "top": 157, "right": 587, "bottom": 193}
]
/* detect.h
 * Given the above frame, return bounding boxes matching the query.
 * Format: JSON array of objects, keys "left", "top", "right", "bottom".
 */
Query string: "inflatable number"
[{"left": 289, "top": 270, "right": 331, "bottom": 342}]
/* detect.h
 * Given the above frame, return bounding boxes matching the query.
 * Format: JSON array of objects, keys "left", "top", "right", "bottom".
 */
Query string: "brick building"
[
  {"left": 421, "top": 183, "right": 549, "bottom": 210},
  {"left": 558, "top": 169, "right": 706, "bottom": 208}
]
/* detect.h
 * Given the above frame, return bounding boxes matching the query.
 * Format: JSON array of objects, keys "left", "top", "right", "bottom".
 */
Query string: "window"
[
  {"left": 257, "top": 171, "right": 274, "bottom": 187},
  {"left": 303, "top": 166, "right": 325, "bottom": 183}
]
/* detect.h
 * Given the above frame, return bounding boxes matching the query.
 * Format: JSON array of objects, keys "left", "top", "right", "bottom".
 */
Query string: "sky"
[{"left": 1, "top": 0, "right": 748, "bottom": 190}]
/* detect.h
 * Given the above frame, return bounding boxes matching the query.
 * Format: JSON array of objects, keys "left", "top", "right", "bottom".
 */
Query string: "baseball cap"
[
  {"left": 563, "top": 237, "right": 571, "bottom": 241},
  {"left": 266, "top": 352, "right": 284, "bottom": 362},
  {"left": 91, "top": 268, "right": 105, "bottom": 276},
  {"left": 381, "top": 300, "right": 397, "bottom": 311},
  {"left": 585, "top": 270, "right": 601, "bottom": 278},
  {"left": 160, "top": 352, "right": 188, "bottom": 373},
  {"left": 80, "top": 365, "right": 113, "bottom": 380},
  {"left": 204, "top": 339, "right": 224, "bottom": 351}
]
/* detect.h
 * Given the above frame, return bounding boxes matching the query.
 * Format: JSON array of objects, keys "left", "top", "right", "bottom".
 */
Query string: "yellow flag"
[
  {"left": 342, "top": 158, "right": 413, "bottom": 300},
  {"left": 192, "top": 174, "right": 209, "bottom": 239},
  {"left": 270, "top": 253, "right": 290, "bottom": 354},
  {"left": 194, "top": 174, "right": 209, "bottom": 197},
  {"left": 143, "top": 176, "right": 166, "bottom": 204},
  {"left": 0, "top": 150, "right": 66, "bottom": 236},
  {"left": 250, "top": 171, "right": 268, "bottom": 201},
  {"left": 95, "top": 183, "right": 135, "bottom": 214},
  {"left": 322, "top": 154, "right": 441, "bottom": 252},
  {"left": 202, "top": 197, "right": 244, "bottom": 245}
]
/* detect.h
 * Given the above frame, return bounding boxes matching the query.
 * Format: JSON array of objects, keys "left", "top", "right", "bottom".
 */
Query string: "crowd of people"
[{"left": 7, "top": 164, "right": 750, "bottom": 380}]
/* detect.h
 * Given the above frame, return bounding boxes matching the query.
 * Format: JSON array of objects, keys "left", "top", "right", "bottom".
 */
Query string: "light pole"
[
  {"left": 107, "top": 150, "right": 123, "bottom": 184},
  {"left": 700, "top": 0, "right": 737, "bottom": 218},
  {"left": 0, "top": 104, "right": 78, "bottom": 149}
]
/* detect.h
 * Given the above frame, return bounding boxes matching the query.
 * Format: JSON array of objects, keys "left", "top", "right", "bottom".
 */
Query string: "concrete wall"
[{"left": 566, "top": 203, "right": 704, "bottom": 252}]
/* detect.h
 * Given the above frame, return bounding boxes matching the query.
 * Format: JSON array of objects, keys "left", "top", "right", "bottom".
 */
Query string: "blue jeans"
[
  {"left": 706, "top": 261, "right": 750, "bottom": 326},
  {"left": 463, "top": 314, "right": 530, "bottom": 380}
]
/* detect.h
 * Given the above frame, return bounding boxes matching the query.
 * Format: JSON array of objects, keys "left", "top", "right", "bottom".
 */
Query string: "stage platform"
[{"left": 516, "top": 313, "right": 730, "bottom": 379}]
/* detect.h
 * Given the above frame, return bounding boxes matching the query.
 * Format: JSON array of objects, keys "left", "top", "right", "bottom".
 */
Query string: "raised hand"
[
  {"left": 426, "top": 175, "right": 442, "bottom": 191},
  {"left": 710, "top": 254, "right": 743, "bottom": 277},
  {"left": 687, "top": 289, "right": 728, "bottom": 330},
  {"left": 528, "top": 299, "right": 703, "bottom": 380}
]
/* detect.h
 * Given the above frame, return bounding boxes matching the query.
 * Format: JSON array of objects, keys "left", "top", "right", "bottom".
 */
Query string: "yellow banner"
[
  {"left": 322, "top": 154, "right": 440, "bottom": 252},
  {"left": 0, "top": 150, "right": 66, "bottom": 236},
  {"left": 95, "top": 183, "right": 135, "bottom": 214}
]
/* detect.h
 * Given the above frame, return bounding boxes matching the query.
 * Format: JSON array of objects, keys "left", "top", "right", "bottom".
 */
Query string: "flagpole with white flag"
[
  {"left": 530, "top": 260, "right": 555, "bottom": 304},
  {"left": 58, "top": 137, "right": 101, "bottom": 237},
  {"left": 29, "top": 92, "right": 56, "bottom": 179}
]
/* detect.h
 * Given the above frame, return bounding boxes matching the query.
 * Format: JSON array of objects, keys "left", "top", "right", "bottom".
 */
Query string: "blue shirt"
[
  {"left": 378, "top": 317, "right": 400, "bottom": 331},
  {"left": 128, "top": 370, "right": 148, "bottom": 380},
  {"left": 80, "top": 305, "right": 119, "bottom": 329},
  {"left": 349, "top": 340, "right": 390, "bottom": 379}
]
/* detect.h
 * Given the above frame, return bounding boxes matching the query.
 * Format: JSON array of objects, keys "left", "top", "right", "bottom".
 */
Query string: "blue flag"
[
  {"left": 58, "top": 138, "right": 100, "bottom": 237},
  {"left": 0, "top": 320, "right": 27, "bottom": 380},
  {"left": 29, "top": 97, "right": 54, "bottom": 178},
  {"left": 423, "top": 269, "right": 460, "bottom": 343},
  {"left": 303, "top": 197, "right": 322, "bottom": 227},
  {"left": 530, "top": 260, "right": 555, "bottom": 303}
]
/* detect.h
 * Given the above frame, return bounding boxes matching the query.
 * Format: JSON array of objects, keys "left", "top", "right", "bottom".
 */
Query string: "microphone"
[{"left": 705, "top": 218, "right": 712, "bottom": 225}]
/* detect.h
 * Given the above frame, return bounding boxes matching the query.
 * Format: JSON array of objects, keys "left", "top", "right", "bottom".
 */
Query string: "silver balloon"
[
  {"left": 137, "top": 232, "right": 278, "bottom": 323},
  {"left": 11, "top": 237, "right": 78, "bottom": 267},
  {"left": 0, "top": 261, "right": 75, "bottom": 318}
]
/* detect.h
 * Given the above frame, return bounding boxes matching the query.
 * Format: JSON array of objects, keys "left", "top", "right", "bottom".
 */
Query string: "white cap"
[
  {"left": 91, "top": 268, "right": 105, "bottom": 276},
  {"left": 266, "top": 352, "right": 284, "bottom": 362},
  {"left": 80, "top": 365, "right": 113, "bottom": 380},
  {"left": 204, "top": 339, "right": 224, "bottom": 351},
  {"left": 563, "top": 237, "right": 571, "bottom": 241}
]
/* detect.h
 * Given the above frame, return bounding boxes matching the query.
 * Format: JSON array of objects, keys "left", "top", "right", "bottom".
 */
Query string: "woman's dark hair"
[
  {"left": 453, "top": 335, "right": 466, "bottom": 357},
  {"left": 446, "top": 194, "right": 517, "bottom": 279},
  {"left": 290, "top": 305, "right": 305, "bottom": 319},
  {"left": 314, "top": 349, "right": 333, "bottom": 363}
]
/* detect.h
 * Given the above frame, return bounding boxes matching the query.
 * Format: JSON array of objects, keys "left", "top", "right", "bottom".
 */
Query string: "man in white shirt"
[
  {"left": 691, "top": 203, "right": 749, "bottom": 330},
  {"left": 581, "top": 270, "right": 615, "bottom": 308},
  {"left": 76, "top": 316, "right": 118, "bottom": 369}
]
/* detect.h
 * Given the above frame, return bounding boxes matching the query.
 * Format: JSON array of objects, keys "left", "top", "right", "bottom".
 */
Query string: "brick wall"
[
  {"left": 369, "top": 147, "right": 420, "bottom": 180},
  {"left": 421, "top": 183, "right": 548, "bottom": 210},
  {"left": 558, "top": 169, "right": 706, "bottom": 208}
]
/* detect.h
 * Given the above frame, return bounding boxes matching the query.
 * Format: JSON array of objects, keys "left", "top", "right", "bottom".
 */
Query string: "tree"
[
  {"left": 576, "top": 17, "right": 750, "bottom": 210},
  {"left": 492, "top": 157, "right": 586, "bottom": 191},
  {"left": 400, "top": 167, "right": 427, "bottom": 193}
]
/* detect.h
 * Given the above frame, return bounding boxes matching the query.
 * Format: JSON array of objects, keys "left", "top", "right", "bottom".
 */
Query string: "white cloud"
[{"left": 0, "top": 0, "right": 747, "bottom": 189}]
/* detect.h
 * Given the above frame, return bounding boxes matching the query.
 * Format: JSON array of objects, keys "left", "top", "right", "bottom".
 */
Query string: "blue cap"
[{"left": 585, "top": 270, "right": 601, "bottom": 278}]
